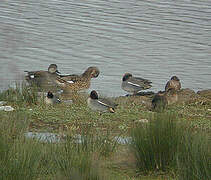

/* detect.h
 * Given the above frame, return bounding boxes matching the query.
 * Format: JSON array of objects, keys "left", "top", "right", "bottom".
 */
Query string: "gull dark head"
[
  {"left": 171, "top": 76, "right": 180, "bottom": 81},
  {"left": 122, "top": 73, "right": 132, "bottom": 81},
  {"left": 90, "top": 90, "right": 98, "bottom": 100}
]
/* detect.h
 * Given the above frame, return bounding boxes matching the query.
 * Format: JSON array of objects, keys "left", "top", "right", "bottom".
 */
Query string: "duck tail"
[{"left": 144, "top": 84, "right": 152, "bottom": 89}]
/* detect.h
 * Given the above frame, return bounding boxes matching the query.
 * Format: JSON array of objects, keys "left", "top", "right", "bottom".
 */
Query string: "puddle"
[
  {"left": 0, "top": 106, "right": 14, "bottom": 111},
  {"left": 25, "top": 132, "right": 63, "bottom": 143},
  {"left": 73, "top": 134, "right": 132, "bottom": 145},
  {"left": 114, "top": 136, "right": 132, "bottom": 145},
  {"left": 25, "top": 132, "right": 132, "bottom": 145}
]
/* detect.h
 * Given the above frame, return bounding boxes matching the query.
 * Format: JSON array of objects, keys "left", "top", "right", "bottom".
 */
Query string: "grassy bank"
[{"left": 0, "top": 85, "right": 210, "bottom": 179}]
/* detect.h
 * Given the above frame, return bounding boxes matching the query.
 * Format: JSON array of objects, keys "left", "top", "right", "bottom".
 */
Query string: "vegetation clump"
[{"left": 131, "top": 112, "right": 211, "bottom": 180}]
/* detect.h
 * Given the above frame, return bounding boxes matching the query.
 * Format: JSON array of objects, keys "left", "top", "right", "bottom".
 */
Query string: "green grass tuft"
[
  {"left": 131, "top": 112, "right": 188, "bottom": 174},
  {"left": 176, "top": 132, "right": 211, "bottom": 180},
  {"left": 0, "top": 82, "right": 39, "bottom": 106}
]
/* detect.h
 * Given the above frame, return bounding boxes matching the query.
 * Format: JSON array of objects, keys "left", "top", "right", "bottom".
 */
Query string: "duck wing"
[
  {"left": 25, "top": 71, "right": 37, "bottom": 79},
  {"left": 25, "top": 72, "right": 46, "bottom": 85},
  {"left": 55, "top": 77, "right": 70, "bottom": 87},
  {"left": 25, "top": 70, "right": 47, "bottom": 79},
  {"left": 59, "top": 74, "right": 82, "bottom": 82},
  {"left": 98, "top": 98, "right": 118, "bottom": 108},
  {"left": 127, "top": 77, "right": 151, "bottom": 87},
  {"left": 133, "top": 77, "right": 152, "bottom": 84}
]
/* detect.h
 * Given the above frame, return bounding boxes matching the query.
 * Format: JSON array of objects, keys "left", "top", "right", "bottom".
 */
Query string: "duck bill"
[{"left": 109, "top": 107, "right": 115, "bottom": 113}]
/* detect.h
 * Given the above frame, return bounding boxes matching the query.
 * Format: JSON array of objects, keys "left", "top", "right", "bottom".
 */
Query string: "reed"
[
  {"left": 0, "top": 110, "right": 118, "bottom": 180},
  {"left": 130, "top": 112, "right": 187, "bottom": 174},
  {"left": 0, "top": 82, "right": 39, "bottom": 106},
  {"left": 176, "top": 132, "right": 211, "bottom": 180},
  {"left": 130, "top": 112, "right": 211, "bottom": 179},
  {"left": 0, "top": 111, "right": 44, "bottom": 180}
]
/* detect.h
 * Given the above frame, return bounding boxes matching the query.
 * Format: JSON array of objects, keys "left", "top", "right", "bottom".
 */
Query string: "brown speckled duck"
[
  {"left": 165, "top": 76, "right": 181, "bottom": 92},
  {"left": 55, "top": 67, "right": 100, "bottom": 93},
  {"left": 59, "top": 66, "right": 99, "bottom": 82}
]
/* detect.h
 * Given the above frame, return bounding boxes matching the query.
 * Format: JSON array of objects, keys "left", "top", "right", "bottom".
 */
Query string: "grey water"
[
  {"left": 25, "top": 132, "right": 132, "bottom": 144},
  {"left": 25, "top": 132, "right": 62, "bottom": 143},
  {"left": 0, "top": 0, "right": 211, "bottom": 97}
]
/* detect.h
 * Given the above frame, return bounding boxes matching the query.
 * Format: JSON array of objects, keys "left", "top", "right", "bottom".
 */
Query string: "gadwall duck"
[
  {"left": 55, "top": 67, "right": 100, "bottom": 93},
  {"left": 59, "top": 66, "right": 100, "bottom": 82},
  {"left": 87, "top": 90, "right": 118, "bottom": 113},
  {"left": 165, "top": 76, "right": 181, "bottom": 92},
  {"left": 45, "top": 91, "right": 61, "bottom": 105},
  {"left": 121, "top": 73, "right": 152, "bottom": 95},
  {"left": 25, "top": 64, "right": 60, "bottom": 87}
]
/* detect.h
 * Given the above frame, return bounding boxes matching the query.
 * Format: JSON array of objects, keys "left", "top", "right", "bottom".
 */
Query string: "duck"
[
  {"left": 165, "top": 76, "right": 181, "bottom": 92},
  {"left": 59, "top": 66, "right": 100, "bottom": 82},
  {"left": 121, "top": 73, "right": 152, "bottom": 95},
  {"left": 151, "top": 91, "right": 168, "bottom": 112},
  {"left": 25, "top": 64, "right": 60, "bottom": 88},
  {"left": 45, "top": 91, "right": 61, "bottom": 105},
  {"left": 55, "top": 77, "right": 90, "bottom": 92},
  {"left": 87, "top": 90, "right": 118, "bottom": 113},
  {"left": 151, "top": 88, "right": 178, "bottom": 111},
  {"left": 55, "top": 67, "right": 100, "bottom": 93}
]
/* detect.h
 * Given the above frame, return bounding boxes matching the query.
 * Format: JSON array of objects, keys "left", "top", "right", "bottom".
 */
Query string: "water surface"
[{"left": 0, "top": 0, "right": 210, "bottom": 96}]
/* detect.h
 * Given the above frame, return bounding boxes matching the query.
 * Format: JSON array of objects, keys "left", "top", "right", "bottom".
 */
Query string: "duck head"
[
  {"left": 90, "top": 90, "right": 99, "bottom": 100},
  {"left": 48, "top": 64, "right": 60, "bottom": 74},
  {"left": 171, "top": 76, "right": 180, "bottom": 81},
  {"left": 122, "top": 73, "right": 132, "bottom": 81},
  {"left": 47, "top": 91, "right": 54, "bottom": 99},
  {"left": 83, "top": 67, "right": 100, "bottom": 78}
]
